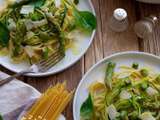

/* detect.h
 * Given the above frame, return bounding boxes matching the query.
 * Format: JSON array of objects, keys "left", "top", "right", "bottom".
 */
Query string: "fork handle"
[{"left": 0, "top": 69, "right": 33, "bottom": 86}]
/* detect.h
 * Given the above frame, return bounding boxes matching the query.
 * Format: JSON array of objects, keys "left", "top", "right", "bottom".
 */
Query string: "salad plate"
[
  {"left": 0, "top": 0, "right": 96, "bottom": 77},
  {"left": 73, "top": 51, "right": 160, "bottom": 120}
]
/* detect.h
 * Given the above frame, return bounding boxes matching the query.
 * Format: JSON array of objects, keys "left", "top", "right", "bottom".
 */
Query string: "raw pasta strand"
[
  {"left": 25, "top": 82, "right": 60, "bottom": 117},
  {"left": 50, "top": 92, "right": 73, "bottom": 120},
  {"left": 31, "top": 91, "right": 58, "bottom": 118},
  {"left": 21, "top": 82, "right": 73, "bottom": 120},
  {"left": 23, "top": 94, "right": 48, "bottom": 119},
  {"left": 31, "top": 83, "right": 65, "bottom": 118},
  {"left": 43, "top": 91, "right": 68, "bottom": 119},
  {"left": 28, "top": 94, "right": 50, "bottom": 118},
  {"left": 44, "top": 90, "right": 68, "bottom": 119}
]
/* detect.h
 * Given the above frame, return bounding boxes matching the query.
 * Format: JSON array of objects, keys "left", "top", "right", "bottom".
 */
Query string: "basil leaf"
[
  {"left": 0, "top": 22, "right": 10, "bottom": 47},
  {"left": 63, "top": 0, "right": 96, "bottom": 32},
  {"left": 80, "top": 94, "right": 94, "bottom": 120},
  {"left": 73, "top": 9, "right": 96, "bottom": 32},
  {"left": 0, "top": 114, "right": 3, "bottom": 120},
  {"left": 30, "top": 0, "right": 45, "bottom": 8}
]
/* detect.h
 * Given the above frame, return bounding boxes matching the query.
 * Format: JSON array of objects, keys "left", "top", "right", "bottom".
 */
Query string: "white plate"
[
  {"left": 73, "top": 51, "right": 160, "bottom": 120},
  {"left": 136, "top": 0, "right": 160, "bottom": 4},
  {"left": 0, "top": 0, "right": 96, "bottom": 77}
]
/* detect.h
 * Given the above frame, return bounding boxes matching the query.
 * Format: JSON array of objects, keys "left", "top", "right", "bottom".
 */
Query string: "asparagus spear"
[{"left": 105, "top": 62, "right": 116, "bottom": 89}]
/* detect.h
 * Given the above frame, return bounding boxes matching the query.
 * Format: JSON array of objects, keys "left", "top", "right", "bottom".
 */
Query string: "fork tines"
[{"left": 37, "top": 47, "right": 65, "bottom": 72}]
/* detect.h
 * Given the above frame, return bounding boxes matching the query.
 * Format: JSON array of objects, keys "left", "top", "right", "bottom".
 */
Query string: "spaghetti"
[{"left": 21, "top": 82, "right": 73, "bottom": 120}]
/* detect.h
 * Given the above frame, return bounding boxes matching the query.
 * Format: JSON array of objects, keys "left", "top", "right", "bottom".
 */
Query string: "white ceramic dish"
[
  {"left": 0, "top": 0, "right": 96, "bottom": 77},
  {"left": 136, "top": 0, "right": 160, "bottom": 4},
  {"left": 73, "top": 51, "right": 160, "bottom": 120}
]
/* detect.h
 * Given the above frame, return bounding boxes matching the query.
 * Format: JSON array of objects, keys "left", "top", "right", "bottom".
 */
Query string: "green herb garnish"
[
  {"left": 80, "top": 94, "right": 94, "bottom": 120},
  {"left": 0, "top": 22, "right": 10, "bottom": 47},
  {"left": 0, "top": 114, "right": 3, "bottom": 120}
]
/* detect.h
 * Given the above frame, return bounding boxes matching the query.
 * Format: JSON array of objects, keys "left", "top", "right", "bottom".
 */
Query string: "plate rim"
[
  {"left": 0, "top": 0, "right": 96, "bottom": 77},
  {"left": 73, "top": 51, "right": 160, "bottom": 120}
]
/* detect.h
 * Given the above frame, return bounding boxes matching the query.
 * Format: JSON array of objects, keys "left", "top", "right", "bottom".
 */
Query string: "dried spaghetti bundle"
[{"left": 21, "top": 82, "right": 73, "bottom": 120}]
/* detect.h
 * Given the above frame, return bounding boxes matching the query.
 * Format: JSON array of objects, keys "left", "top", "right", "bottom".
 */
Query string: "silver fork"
[{"left": 0, "top": 47, "right": 65, "bottom": 86}]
